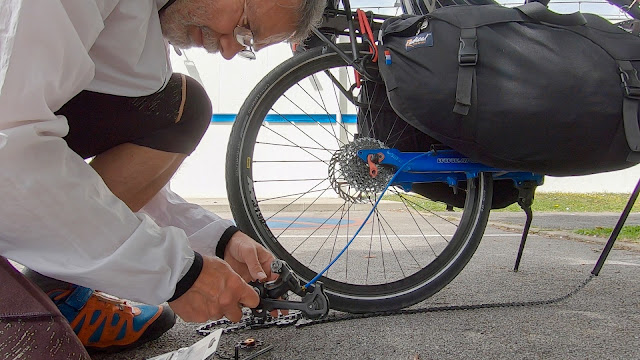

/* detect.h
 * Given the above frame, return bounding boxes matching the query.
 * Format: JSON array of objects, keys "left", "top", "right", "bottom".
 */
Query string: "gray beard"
[{"left": 159, "top": 1, "right": 220, "bottom": 54}]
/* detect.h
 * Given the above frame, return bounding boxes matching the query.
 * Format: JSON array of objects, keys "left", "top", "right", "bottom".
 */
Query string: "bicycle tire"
[{"left": 226, "top": 44, "right": 493, "bottom": 313}]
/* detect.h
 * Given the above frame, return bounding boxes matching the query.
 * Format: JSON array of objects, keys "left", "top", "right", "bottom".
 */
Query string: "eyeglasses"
[
  {"left": 234, "top": 26, "right": 256, "bottom": 60},
  {"left": 234, "top": 1, "right": 256, "bottom": 60}
]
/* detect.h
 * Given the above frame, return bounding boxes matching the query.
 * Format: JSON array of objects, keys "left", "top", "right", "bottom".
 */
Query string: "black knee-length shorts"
[{"left": 56, "top": 73, "right": 212, "bottom": 159}]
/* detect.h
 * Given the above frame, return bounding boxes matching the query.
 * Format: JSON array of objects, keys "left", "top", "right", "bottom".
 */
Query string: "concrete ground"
[{"left": 93, "top": 211, "right": 640, "bottom": 360}]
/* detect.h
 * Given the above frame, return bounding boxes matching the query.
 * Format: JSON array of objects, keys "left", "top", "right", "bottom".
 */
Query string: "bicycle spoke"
[
  {"left": 298, "top": 68, "right": 353, "bottom": 138},
  {"left": 374, "top": 209, "right": 387, "bottom": 281},
  {"left": 253, "top": 160, "right": 328, "bottom": 163},
  {"left": 373, "top": 203, "right": 424, "bottom": 274},
  {"left": 228, "top": 44, "right": 490, "bottom": 312},
  {"left": 258, "top": 125, "right": 332, "bottom": 166},
  {"left": 326, "top": 205, "right": 349, "bottom": 278},
  {"left": 371, "top": 204, "right": 407, "bottom": 278},
  {"left": 287, "top": 74, "right": 356, "bottom": 141},
  {"left": 365, "top": 218, "right": 375, "bottom": 284},
  {"left": 279, "top": 90, "right": 347, "bottom": 148},
  {"left": 306, "top": 202, "right": 349, "bottom": 265},
  {"left": 256, "top": 186, "right": 332, "bottom": 205},
  {"left": 388, "top": 187, "right": 461, "bottom": 228},
  {"left": 345, "top": 203, "right": 351, "bottom": 280},
  {"left": 310, "top": 70, "right": 347, "bottom": 146},
  {"left": 256, "top": 141, "right": 332, "bottom": 152},
  {"left": 393, "top": 192, "right": 450, "bottom": 255},
  {"left": 322, "top": 68, "right": 359, "bottom": 142},
  {"left": 259, "top": 182, "right": 331, "bottom": 222},
  {"left": 270, "top": 186, "right": 336, "bottom": 238},
  {"left": 261, "top": 112, "right": 336, "bottom": 157},
  {"left": 292, "top": 200, "right": 357, "bottom": 256},
  {"left": 253, "top": 178, "right": 329, "bottom": 182}
]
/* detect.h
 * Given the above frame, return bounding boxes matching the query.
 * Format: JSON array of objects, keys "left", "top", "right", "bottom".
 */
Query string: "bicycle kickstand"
[{"left": 513, "top": 181, "right": 538, "bottom": 272}]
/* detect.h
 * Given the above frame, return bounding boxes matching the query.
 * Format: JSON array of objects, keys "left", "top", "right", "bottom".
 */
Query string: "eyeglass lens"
[{"left": 233, "top": 26, "right": 255, "bottom": 60}]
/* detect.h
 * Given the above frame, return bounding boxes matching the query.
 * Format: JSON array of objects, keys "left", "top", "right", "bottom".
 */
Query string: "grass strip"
[
  {"left": 574, "top": 225, "right": 640, "bottom": 243},
  {"left": 384, "top": 192, "right": 640, "bottom": 213},
  {"left": 499, "top": 193, "right": 640, "bottom": 213}
]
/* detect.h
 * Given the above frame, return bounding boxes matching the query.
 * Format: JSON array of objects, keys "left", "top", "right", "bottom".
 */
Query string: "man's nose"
[{"left": 219, "top": 34, "right": 246, "bottom": 60}]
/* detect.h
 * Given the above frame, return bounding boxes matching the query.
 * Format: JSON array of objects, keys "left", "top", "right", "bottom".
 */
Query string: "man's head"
[{"left": 160, "top": 0, "right": 326, "bottom": 59}]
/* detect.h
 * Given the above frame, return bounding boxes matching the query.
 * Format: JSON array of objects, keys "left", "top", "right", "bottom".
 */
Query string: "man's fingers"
[
  {"left": 224, "top": 306, "right": 244, "bottom": 323},
  {"left": 244, "top": 247, "right": 268, "bottom": 281},
  {"left": 239, "top": 282, "right": 260, "bottom": 309}
]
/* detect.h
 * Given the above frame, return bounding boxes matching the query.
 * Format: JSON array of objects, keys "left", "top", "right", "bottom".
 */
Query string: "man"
[{"left": 0, "top": 0, "right": 326, "bottom": 353}]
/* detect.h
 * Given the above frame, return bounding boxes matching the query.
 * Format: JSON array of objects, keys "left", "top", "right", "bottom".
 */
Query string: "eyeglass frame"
[{"left": 234, "top": 1, "right": 256, "bottom": 60}]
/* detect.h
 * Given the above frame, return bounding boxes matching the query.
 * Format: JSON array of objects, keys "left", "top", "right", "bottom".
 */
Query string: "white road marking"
[{"left": 277, "top": 233, "right": 516, "bottom": 238}]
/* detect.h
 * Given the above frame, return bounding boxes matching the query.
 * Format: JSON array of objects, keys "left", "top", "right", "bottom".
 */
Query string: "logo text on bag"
[
  {"left": 437, "top": 158, "right": 471, "bottom": 164},
  {"left": 405, "top": 32, "right": 433, "bottom": 51}
]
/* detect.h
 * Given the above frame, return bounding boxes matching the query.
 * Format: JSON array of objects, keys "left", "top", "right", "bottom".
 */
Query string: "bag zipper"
[{"left": 416, "top": 19, "right": 429, "bottom": 35}]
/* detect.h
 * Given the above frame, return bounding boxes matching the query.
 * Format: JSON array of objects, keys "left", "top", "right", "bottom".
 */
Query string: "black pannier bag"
[
  {"left": 357, "top": 80, "right": 519, "bottom": 209},
  {"left": 377, "top": 2, "right": 640, "bottom": 176}
]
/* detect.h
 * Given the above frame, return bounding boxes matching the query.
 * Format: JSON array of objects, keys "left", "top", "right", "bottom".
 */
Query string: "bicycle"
[{"left": 224, "top": 0, "right": 638, "bottom": 314}]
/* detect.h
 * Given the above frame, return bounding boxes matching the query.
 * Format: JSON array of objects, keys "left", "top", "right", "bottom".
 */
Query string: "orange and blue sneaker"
[{"left": 47, "top": 285, "right": 176, "bottom": 353}]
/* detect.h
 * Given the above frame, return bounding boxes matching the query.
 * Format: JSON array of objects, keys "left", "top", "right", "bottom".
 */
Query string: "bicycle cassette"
[{"left": 328, "top": 137, "right": 394, "bottom": 202}]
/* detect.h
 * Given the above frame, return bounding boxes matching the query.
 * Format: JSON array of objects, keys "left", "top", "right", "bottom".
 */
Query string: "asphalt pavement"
[{"left": 93, "top": 211, "right": 640, "bottom": 360}]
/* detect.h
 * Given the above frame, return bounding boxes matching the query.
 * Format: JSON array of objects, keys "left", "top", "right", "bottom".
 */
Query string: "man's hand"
[
  {"left": 223, "top": 232, "right": 286, "bottom": 317},
  {"left": 168, "top": 255, "right": 259, "bottom": 323},
  {"left": 223, "top": 231, "right": 278, "bottom": 283}
]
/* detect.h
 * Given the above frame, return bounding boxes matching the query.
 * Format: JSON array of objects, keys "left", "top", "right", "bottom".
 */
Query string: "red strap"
[
  {"left": 354, "top": 9, "right": 379, "bottom": 88},
  {"left": 356, "top": 9, "right": 378, "bottom": 62}
]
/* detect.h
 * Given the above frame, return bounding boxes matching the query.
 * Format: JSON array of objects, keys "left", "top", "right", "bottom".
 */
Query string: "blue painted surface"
[
  {"left": 211, "top": 114, "right": 357, "bottom": 124},
  {"left": 267, "top": 217, "right": 355, "bottom": 230}
]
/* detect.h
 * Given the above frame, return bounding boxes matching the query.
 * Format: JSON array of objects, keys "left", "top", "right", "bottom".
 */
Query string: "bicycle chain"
[
  {"left": 197, "top": 275, "right": 594, "bottom": 334},
  {"left": 197, "top": 311, "right": 304, "bottom": 335}
]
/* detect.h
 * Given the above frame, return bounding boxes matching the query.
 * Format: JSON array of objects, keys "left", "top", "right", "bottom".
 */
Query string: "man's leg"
[
  {"left": 23, "top": 73, "right": 212, "bottom": 352},
  {"left": 89, "top": 144, "right": 186, "bottom": 212}
]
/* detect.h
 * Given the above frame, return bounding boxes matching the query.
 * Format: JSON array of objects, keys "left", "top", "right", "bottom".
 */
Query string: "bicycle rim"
[{"left": 226, "top": 45, "right": 492, "bottom": 312}]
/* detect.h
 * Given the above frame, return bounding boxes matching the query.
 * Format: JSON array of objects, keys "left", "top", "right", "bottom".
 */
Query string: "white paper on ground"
[{"left": 147, "top": 329, "right": 223, "bottom": 360}]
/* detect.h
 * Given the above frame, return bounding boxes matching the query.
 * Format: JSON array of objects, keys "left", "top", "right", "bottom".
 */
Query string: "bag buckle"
[
  {"left": 620, "top": 66, "right": 640, "bottom": 99},
  {"left": 458, "top": 36, "right": 478, "bottom": 66}
]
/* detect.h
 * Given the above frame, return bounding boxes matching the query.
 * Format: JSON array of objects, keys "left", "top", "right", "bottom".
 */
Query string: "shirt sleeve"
[
  {"left": 140, "top": 184, "right": 235, "bottom": 258},
  {"left": 0, "top": 0, "right": 194, "bottom": 305}
]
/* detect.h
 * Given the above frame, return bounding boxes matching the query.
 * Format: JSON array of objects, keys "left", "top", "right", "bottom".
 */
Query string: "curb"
[{"left": 487, "top": 220, "right": 640, "bottom": 253}]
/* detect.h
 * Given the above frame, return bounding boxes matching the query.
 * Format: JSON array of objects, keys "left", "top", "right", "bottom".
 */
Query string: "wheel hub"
[{"left": 328, "top": 137, "right": 394, "bottom": 202}]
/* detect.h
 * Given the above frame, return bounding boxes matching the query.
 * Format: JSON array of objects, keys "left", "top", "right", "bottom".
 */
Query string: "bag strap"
[
  {"left": 453, "top": 28, "right": 477, "bottom": 116},
  {"left": 618, "top": 61, "right": 640, "bottom": 161},
  {"left": 515, "top": 2, "right": 586, "bottom": 26},
  {"left": 451, "top": 4, "right": 586, "bottom": 117}
]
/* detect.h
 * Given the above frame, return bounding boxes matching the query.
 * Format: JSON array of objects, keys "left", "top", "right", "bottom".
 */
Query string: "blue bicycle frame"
[
  {"left": 358, "top": 148, "right": 544, "bottom": 189},
  {"left": 304, "top": 148, "right": 544, "bottom": 288}
]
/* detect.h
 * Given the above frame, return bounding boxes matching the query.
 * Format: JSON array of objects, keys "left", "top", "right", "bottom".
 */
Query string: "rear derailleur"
[
  {"left": 249, "top": 259, "right": 329, "bottom": 320},
  {"left": 197, "top": 260, "right": 329, "bottom": 335}
]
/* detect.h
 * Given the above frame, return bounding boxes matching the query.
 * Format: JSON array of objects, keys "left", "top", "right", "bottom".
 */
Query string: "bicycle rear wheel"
[{"left": 226, "top": 45, "right": 492, "bottom": 313}]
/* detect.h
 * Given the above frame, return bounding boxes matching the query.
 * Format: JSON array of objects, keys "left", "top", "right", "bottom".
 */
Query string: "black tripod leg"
[{"left": 592, "top": 177, "right": 640, "bottom": 276}]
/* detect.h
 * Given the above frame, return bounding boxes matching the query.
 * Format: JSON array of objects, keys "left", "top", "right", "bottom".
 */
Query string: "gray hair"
[{"left": 290, "top": 0, "right": 327, "bottom": 43}]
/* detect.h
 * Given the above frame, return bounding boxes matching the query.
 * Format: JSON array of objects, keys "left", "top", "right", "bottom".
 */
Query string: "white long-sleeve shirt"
[{"left": 0, "top": 0, "right": 232, "bottom": 304}]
